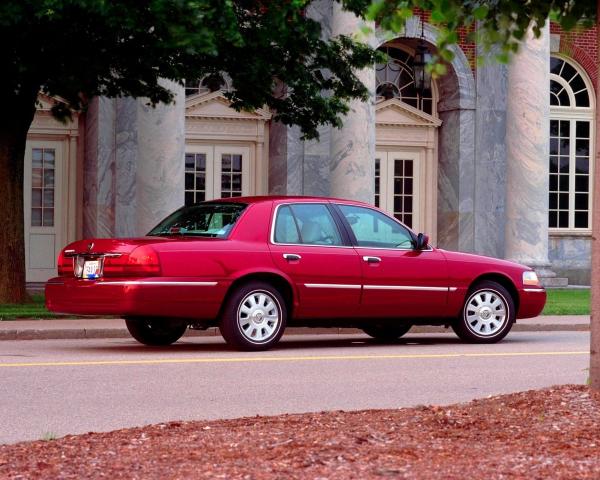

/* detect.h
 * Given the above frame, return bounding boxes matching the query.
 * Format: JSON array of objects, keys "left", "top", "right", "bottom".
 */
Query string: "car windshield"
[{"left": 147, "top": 203, "right": 247, "bottom": 238}]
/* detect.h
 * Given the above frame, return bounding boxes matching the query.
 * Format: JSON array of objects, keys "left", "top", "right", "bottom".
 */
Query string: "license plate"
[{"left": 83, "top": 260, "right": 101, "bottom": 279}]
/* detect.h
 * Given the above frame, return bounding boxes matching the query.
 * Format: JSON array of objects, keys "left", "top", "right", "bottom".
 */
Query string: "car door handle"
[
  {"left": 283, "top": 253, "right": 302, "bottom": 261},
  {"left": 363, "top": 256, "right": 381, "bottom": 264}
]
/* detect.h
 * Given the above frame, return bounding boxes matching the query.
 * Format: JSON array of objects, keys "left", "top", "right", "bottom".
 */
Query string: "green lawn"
[
  {"left": 542, "top": 288, "right": 589, "bottom": 316},
  {"left": 0, "top": 294, "right": 56, "bottom": 320},
  {"left": 0, "top": 288, "right": 591, "bottom": 320}
]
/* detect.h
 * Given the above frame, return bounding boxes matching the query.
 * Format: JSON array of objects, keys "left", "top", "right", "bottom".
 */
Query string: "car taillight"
[
  {"left": 128, "top": 246, "right": 161, "bottom": 275},
  {"left": 104, "top": 246, "right": 161, "bottom": 277},
  {"left": 57, "top": 251, "right": 74, "bottom": 276}
]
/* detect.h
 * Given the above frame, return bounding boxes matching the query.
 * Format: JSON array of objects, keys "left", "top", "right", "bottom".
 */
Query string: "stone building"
[{"left": 23, "top": 6, "right": 597, "bottom": 287}]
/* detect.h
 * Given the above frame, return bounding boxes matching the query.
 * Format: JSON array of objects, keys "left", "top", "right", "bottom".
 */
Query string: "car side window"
[
  {"left": 291, "top": 204, "right": 343, "bottom": 246},
  {"left": 274, "top": 206, "right": 300, "bottom": 244},
  {"left": 274, "top": 203, "right": 343, "bottom": 246},
  {"left": 338, "top": 205, "right": 414, "bottom": 249}
]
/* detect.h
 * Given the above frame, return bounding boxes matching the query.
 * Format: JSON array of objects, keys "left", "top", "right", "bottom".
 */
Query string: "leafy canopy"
[
  {"left": 1, "top": 0, "right": 380, "bottom": 139},
  {"left": 365, "top": 0, "right": 596, "bottom": 76},
  {"left": 4, "top": 1, "right": 595, "bottom": 138}
]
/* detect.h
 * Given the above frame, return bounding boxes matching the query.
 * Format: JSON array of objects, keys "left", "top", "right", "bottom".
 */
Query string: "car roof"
[{"left": 207, "top": 195, "right": 373, "bottom": 207}]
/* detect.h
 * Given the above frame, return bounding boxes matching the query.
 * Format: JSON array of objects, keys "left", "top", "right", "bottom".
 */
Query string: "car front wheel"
[
  {"left": 125, "top": 318, "right": 188, "bottom": 346},
  {"left": 362, "top": 324, "right": 412, "bottom": 341},
  {"left": 219, "top": 281, "right": 287, "bottom": 351},
  {"left": 452, "top": 281, "right": 515, "bottom": 343}
]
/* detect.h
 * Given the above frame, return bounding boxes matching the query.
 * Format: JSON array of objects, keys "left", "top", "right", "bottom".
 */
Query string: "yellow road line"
[{"left": 0, "top": 351, "right": 588, "bottom": 368}]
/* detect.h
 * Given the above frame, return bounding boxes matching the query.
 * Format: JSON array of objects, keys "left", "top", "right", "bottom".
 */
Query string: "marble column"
[
  {"left": 474, "top": 45, "right": 508, "bottom": 258},
  {"left": 268, "top": 121, "right": 304, "bottom": 195},
  {"left": 134, "top": 80, "right": 185, "bottom": 234},
  {"left": 329, "top": 3, "right": 375, "bottom": 203},
  {"left": 268, "top": 0, "right": 334, "bottom": 198},
  {"left": 83, "top": 97, "right": 117, "bottom": 238},
  {"left": 504, "top": 22, "right": 552, "bottom": 273},
  {"left": 83, "top": 80, "right": 185, "bottom": 238},
  {"left": 437, "top": 107, "right": 476, "bottom": 252}
]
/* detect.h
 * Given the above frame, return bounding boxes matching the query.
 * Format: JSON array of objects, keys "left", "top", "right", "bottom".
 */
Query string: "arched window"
[
  {"left": 549, "top": 56, "right": 595, "bottom": 231},
  {"left": 550, "top": 57, "right": 590, "bottom": 107},
  {"left": 376, "top": 46, "right": 435, "bottom": 115},
  {"left": 185, "top": 73, "right": 232, "bottom": 97}
]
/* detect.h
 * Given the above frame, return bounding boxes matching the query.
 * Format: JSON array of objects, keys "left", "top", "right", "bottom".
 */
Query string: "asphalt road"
[{"left": 0, "top": 331, "right": 590, "bottom": 444}]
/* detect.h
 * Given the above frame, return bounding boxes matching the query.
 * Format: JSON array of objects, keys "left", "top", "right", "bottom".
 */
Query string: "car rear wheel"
[
  {"left": 125, "top": 318, "right": 188, "bottom": 346},
  {"left": 452, "top": 281, "right": 515, "bottom": 343},
  {"left": 219, "top": 281, "right": 287, "bottom": 351},
  {"left": 362, "top": 324, "right": 412, "bottom": 341}
]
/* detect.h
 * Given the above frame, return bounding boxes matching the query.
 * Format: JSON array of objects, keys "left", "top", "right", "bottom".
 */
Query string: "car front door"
[
  {"left": 335, "top": 204, "right": 449, "bottom": 318},
  {"left": 268, "top": 202, "right": 363, "bottom": 319}
]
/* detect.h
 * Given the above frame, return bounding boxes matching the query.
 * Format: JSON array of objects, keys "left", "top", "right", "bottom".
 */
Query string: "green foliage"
[
  {"left": 367, "top": 0, "right": 596, "bottom": 76},
  {"left": 1, "top": 0, "right": 381, "bottom": 139}
]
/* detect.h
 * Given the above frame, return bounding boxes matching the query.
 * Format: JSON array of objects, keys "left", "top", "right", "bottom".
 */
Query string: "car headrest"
[{"left": 301, "top": 221, "right": 321, "bottom": 244}]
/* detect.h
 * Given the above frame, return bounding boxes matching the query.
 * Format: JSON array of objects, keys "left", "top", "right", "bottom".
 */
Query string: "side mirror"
[{"left": 415, "top": 233, "right": 430, "bottom": 250}]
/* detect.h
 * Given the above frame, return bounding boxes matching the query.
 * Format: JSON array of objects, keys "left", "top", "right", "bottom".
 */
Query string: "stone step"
[
  {"left": 540, "top": 277, "right": 569, "bottom": 288},
  {"left": 26, "top": 282, "right": 46, "bottom": 295}
]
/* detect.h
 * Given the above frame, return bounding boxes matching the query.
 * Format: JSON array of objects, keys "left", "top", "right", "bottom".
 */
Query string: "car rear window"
[{"left": 147, "top": 203, "right": 247, "bottom": 238}]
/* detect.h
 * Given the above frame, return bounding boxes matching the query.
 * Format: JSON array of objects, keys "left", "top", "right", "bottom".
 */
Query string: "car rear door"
[
  {"left": 268, "top": 202, "right": 363, "bottom": 319},
  {"left": 335, "top": 204, "right": 449, "bottom": 318}
]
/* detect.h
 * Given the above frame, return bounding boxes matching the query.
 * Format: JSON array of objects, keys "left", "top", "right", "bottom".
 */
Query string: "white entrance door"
[
  {"left": 375, "top": 150, "right": 423, "bottom": 232},
  {"left": 24, "top": 141, "right": 65, "bottom": 282},
  {"left": 185, "top": 145, "right": 251, "bottom": 205}
]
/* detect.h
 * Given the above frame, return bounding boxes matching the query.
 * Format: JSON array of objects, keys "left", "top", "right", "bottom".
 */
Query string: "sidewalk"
[{"left": 0, "top": 316, "right": 590, "bottom": 341}]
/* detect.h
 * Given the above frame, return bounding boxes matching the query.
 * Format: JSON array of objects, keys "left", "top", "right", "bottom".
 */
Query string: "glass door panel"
[
  {"left": 214, "top": 146, "right": 250, "bottom": 199},
  {"left": 185, "top": 145, "right": 251, "bottom": 202},
  {"left": 376, "top": 150, "right": 422, "bottom": 232},
  {"left": 184, "top": 151, "right": 208, "bottom": 206},
  {"left": 391, "top": 157, "right": 415, "bottom": 228},
  {"left": 184, "top": 145, "right": 214, "bottom": 204}
]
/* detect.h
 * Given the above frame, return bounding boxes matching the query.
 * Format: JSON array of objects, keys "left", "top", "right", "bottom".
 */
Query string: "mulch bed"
[{"left": 1, "top": 385, "right": 599, "bottom": 479}]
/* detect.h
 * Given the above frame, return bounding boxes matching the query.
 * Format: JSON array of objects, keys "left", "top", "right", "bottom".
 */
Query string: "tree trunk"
[
  {"left": 590, "top": 5, "right": 600, "bottom": 391},
  {"left": 0, "top": 88, "right": 38, "bottom": 304}
]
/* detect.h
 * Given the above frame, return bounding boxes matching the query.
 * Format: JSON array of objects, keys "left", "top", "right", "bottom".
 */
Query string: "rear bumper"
[
  {"left": 517, "top": 288, "right": 547, "bottom": 319},
  {"left": 45, "top": 276, "right": 228, "bottom": 320}
]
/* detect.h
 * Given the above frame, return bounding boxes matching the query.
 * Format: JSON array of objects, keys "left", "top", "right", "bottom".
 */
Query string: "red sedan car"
[{"left": 46, "top": 196, "right": 546, "bottom": 350}]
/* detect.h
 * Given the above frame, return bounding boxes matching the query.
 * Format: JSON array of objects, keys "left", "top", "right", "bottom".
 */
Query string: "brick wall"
[
  {"left": 414, "top": 10, "right": 476, "bottom": 73},
  {"left": 409, "top": 15, "right": 596, "bottom": 88},
  {"left": 550, "top": 22, "right": 597, "bottom": 89}
]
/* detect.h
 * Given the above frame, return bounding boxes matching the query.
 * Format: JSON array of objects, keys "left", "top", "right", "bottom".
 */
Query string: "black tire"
[
  {"left": 452, "top": 280, "right": 516, "bottom": 343},
  {"left": 219, "top": 281, "right": 287, "bottom": 351},
  {"left": 362, "top": 323, "right": 412, "bottom": 341},
  {"left": 125, "top": 318, "right": 188, "bottom": 346}
]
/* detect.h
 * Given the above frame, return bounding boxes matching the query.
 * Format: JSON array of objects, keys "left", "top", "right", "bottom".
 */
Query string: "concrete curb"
[
  {"left": 0, "top": 321, "right": 590, "bottom": 341},
  {"left": 0, "top": 328, "right": 128, "bottom": 341}
]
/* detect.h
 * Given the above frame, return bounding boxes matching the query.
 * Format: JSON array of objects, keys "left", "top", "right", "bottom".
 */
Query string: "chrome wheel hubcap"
[
  {"left": 465, "top": 290, "right": 507, "bottom": 336},
  {"left": 237, "top": 291, "right": 280, "bottom": 343}
]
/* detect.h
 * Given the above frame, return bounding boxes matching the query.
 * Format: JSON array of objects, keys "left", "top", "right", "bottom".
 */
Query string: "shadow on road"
[{"left": 60, "top": 332, "right": 534, "bottom": 355}]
